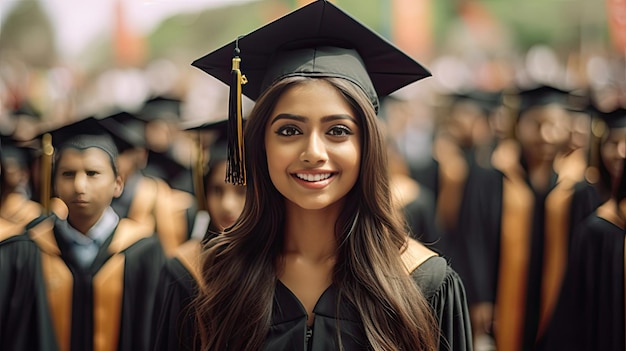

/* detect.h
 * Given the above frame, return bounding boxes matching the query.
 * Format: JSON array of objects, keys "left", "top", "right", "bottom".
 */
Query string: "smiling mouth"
[{"left": 294, "top": 173, "right": 334, "bottom": 182}]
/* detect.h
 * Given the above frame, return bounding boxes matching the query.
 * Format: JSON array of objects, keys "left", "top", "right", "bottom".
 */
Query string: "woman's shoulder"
[
  {"left": 410, "top": 255, "right": 450, "bottom": 299},
  {"left": 402, "top": 239, "right": 458, "bottom": 299}
]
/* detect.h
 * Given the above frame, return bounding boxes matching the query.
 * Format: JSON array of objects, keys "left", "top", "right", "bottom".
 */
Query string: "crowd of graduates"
[
  {"left": 1, "top": 3, "right": 626, "bottom": 350},
  {"left": 2, "top": 64, "right": 626, "bottom": 351}
]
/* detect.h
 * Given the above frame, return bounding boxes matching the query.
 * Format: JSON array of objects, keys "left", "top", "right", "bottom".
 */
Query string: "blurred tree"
[{"left": 0, "top": 0, "right": 57, "bottom": 68}]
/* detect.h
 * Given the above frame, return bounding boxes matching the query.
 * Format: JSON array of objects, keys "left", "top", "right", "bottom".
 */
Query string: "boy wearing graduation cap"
[
  {"left": 453, "top": 84, "right": 600, "bottom": 351},
  {"left": 190, "top": 1, "right": 472, "bottom": 350},
  {"left": 26, "top": 117, "right": 166, "bottom": 351}
]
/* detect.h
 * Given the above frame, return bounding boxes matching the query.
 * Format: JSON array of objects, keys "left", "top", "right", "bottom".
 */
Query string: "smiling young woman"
[{"left": 190, "top": 1, "right": 472, "bottom": 350}]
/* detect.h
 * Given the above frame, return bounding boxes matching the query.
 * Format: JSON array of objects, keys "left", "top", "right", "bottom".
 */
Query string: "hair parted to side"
[{"left": 193, "top": 76, "right": 438, "bottom": 351}]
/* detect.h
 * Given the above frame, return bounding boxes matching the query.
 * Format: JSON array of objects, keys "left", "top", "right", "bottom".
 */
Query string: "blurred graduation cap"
[
  {"left": 192, "top": 0, "right": 431, "bottom": 184},
  {"left": 10, "top": 101, "right": 42, "bottom": 120},
  {"left": 184, "top": 119, "right": 229, "bottom": 167},
  {"left": 97, "top": 111, "right": 146, "bottom": 153},
  {"left": 598, "top": 107, "right": 626, "bottom": 130},
  {"left": 42, "top": 117, "right": 119, "bottom": 163},
  {"left": 516, "top": 84, "right": 572, "bottom": 115},
  {"left": 136, "top": 96, "right": 182, "bottom": 122},
  {"left": 183, "top": 118, "right": 233, "bottom": 211},
  {"left": 0, "top": 134, "right": 34, "bottom": 170},
  {"left": 448, "top": 90, "right": 503, "bottom": 116},
  {"left": 143, "top": 149, "right": 193, "bottom": 194}
]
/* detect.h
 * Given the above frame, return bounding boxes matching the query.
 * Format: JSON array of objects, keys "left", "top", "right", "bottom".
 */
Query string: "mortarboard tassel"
[
  {"left": 40, "top": 133, "right": 54, "bottom": 215},
  {"left": 193, "top": 132, "right": 208, "bottom": 211},
  {"left": 585, "top": 117, "right": 606, "bottom": 184},
  {"left": 226, "top": 39, "right": 247, "bottom": 185}
]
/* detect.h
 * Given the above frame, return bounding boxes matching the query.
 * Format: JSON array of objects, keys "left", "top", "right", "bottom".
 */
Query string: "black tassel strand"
[{"left": 226, "top": 41, "right": 247, "bottom": 185}]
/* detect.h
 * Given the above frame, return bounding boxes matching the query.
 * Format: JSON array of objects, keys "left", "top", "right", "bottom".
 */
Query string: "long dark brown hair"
[{"left": 193, "top": 76, "right": 438, "bottom": 350}]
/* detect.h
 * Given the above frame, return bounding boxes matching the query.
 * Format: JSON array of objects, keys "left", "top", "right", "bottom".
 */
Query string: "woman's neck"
[{"left": 282, "top": 201, "right": 341, "bottom": 262}]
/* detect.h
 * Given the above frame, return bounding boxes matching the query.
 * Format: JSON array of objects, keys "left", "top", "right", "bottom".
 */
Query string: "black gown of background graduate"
[
  {"left": 0, "top": 220, "right": 59, "bottom": 351},
  {"left": 538, "top": 214, "right": 625, "bottom": 351},
  {"left": 454, "top": 141, "right": 572, "bottom": 351},
  {"left": 151, "top": 230, "right": 217, "bottom": 351},
  {"left": 29, "top": 216, "right": 166, "bottom": 351}
]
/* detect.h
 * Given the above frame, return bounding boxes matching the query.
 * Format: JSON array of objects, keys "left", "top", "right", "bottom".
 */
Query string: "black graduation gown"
[
  {"left": 151, "top": 240, "right": 202, "bottom": 351},
  {"left": 0, "top": 229, "right": 59, "bottom": 351},
  {"left": 454, "top": 154, "right": 570, "bottom": 350},
  {"left": 151, "top": 244, "right": 472, "bottom": 351},
  {"left": 111, "top": 171, "right": 144, "bottom": 219},
  {"left": 538, "top": 214, "right": 625, "bottom": 351},
  {"left": 568, "top": 180, "right": 603, "bottom": 243},
  {"left": 29, "top": 217, "right": 166, "bottom": 351},
  {"left": 264, "top": 256, "right": 472, "bottom": 351}
]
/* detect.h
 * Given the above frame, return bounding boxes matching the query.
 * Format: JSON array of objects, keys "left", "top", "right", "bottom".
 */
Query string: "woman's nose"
[{"left": 300, "top": 132, "right": 328, "bottom": 164}]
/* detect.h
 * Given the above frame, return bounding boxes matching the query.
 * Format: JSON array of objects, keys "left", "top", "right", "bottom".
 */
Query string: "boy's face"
[{"left": 54, "top": 147, "right": 123, "bottom": 223}]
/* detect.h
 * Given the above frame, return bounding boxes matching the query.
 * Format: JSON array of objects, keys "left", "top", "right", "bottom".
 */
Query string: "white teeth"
[{"left": 295, "top": 173, "right": 332, "bottom": 182}]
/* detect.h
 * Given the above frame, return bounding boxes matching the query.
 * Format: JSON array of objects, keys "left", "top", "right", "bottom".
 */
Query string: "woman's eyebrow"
[
  {"left": 270, "top": 113, "right": 357, "bottom": 125},
  {"left": 270, "top": 113, "right": 306, "bottom": 125}
]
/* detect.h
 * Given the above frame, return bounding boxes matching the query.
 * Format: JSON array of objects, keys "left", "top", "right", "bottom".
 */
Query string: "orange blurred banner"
[
  {"left": 607, "top": 0, "right": 626, "bottom": 52},
  {"left": 392, "top": 0, "right": 432, "bottom": 61}
]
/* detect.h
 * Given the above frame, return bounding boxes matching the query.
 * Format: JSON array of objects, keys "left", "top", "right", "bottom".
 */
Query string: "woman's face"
[
  {"left": 264, "top": 79, "right": 361, "bottom": 211},
  {"left": 601, "top": 128, "right": 626, "bottom": 181},
  {"left": 205, "top": 161, "right": 246, "bottom": 231}
]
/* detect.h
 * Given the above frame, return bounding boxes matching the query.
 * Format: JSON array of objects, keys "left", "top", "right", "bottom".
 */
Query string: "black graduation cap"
[
  {"left": 516, "top": 84, "right": 572, "bottom": 115},
  {"left": 192, "top": 0, "right": 431, "bottom": 184},
  {"left": 598, "top": 107, "right": 626, "bottom": 129},
  {"left": 185, "top": 119, "right": 229, "bottom": 167},
  {"left": 0, "top": 134, "right": 33, "bottom": 170},
  {"left": 184, "top": 119, "right": 232, "bottom": 210},
  {"left": 448, "top": 90, "right": 503, "bottom": 116},
  {"left": 42, "top": 117, "right": 119, "bottom": 164},
  {"left": 143, "top": 150, "right": 191, "bottom": 189},
  {"left": 10, "top": 101, "right": 42, "bottom": 120},
  {"left": 97, "top": 111, "right": 146, "bottom": 153},
  {"left": 136, "top": 96, "right": 182, "bottom": 122}
]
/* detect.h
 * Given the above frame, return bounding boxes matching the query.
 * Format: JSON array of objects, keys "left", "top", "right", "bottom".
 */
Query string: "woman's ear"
[{"left": 113, "top": 175, "right": 124, "bottom": 198}]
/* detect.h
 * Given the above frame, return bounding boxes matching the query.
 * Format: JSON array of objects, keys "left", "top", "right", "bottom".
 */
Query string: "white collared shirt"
[{"left": 56, "top": 207, "right": 120, "bottom": 269}]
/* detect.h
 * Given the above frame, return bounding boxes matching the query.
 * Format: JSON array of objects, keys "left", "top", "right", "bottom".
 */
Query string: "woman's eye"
[
  {"left": 86, "top": 171, "right": 99, "bottom": 176},
  {"left": 328, "top": 125, "right": 353, "bottom": 137},
  {"left": 276, "top": 125, "right": 301, "bottom": 137}
]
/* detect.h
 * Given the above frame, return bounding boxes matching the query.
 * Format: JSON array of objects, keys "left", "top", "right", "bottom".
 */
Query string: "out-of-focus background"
[{"left": 0, "top": 0, "right": 622, "bottom": 125}]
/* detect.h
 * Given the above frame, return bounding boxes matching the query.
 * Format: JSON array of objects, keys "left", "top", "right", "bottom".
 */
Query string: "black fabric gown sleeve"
[
  {"left": 118, "top": 236, "right": 167, "bottom": 351},
  {"left": 0, "top": 234, "right": 59, "bottom": 351},
  {"left": 151, "top": 257, "right": 199, "bottom": 351},
  {"left": 412, "top": 256, "right": 473, "bottom": 351}
]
